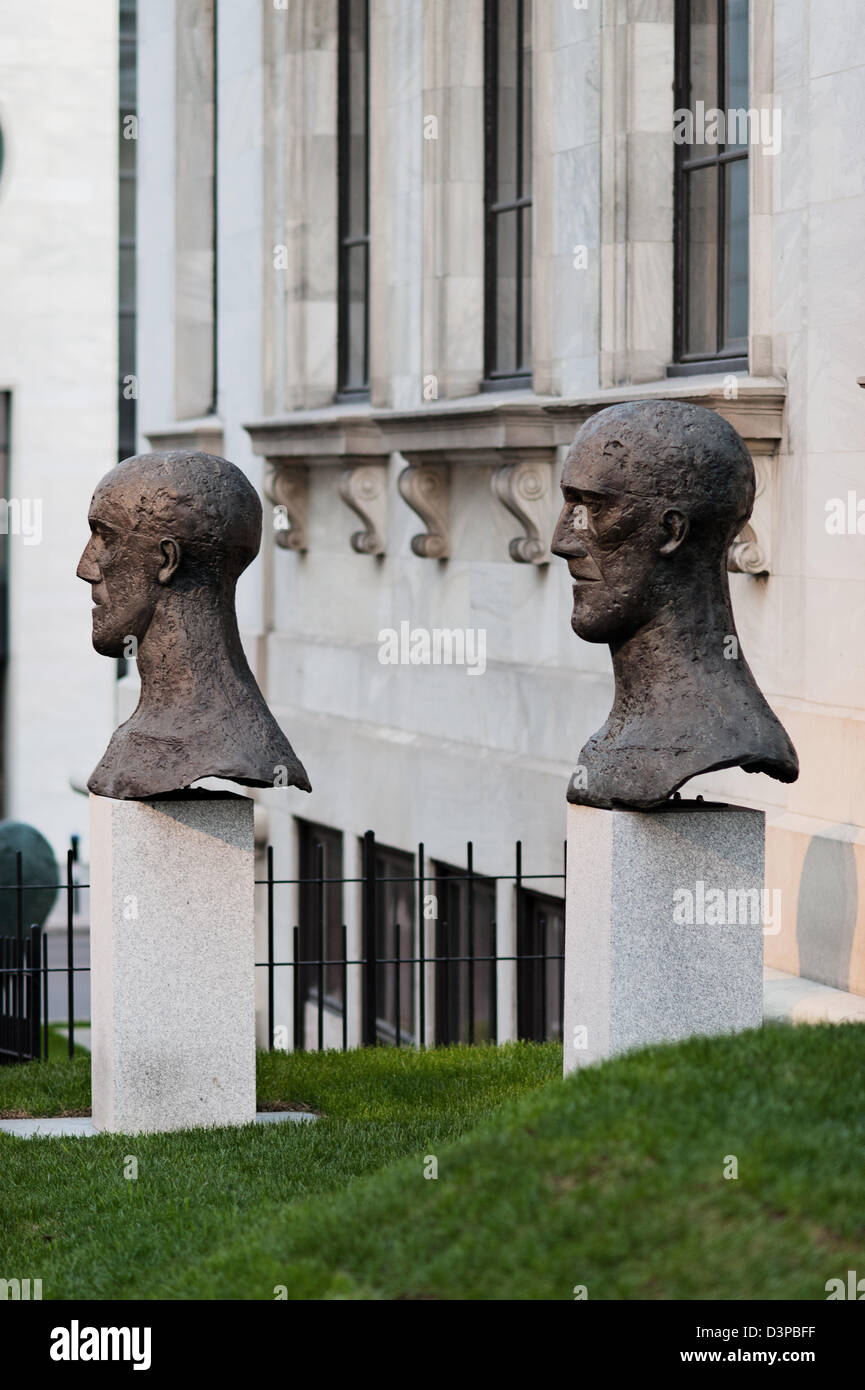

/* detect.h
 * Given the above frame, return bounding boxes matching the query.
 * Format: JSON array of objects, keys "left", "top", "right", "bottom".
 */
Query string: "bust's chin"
[
  {"left": 90, "top": 618, "right": 130, "bottom": 658},
  {"left": 92, "top": 635, "right": 125, "bottom": 658}
]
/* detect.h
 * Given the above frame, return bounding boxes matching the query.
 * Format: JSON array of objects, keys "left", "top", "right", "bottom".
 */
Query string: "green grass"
[
  {"left": 2, "top": 1026, "right": 864, "bottom": 1299},
  {"left": 0, "top": 1041, "right": 558, "bottom": 1299},
  {"left": 44, "top": 1022, "right": 92, "bottom": 1064},
  {"left": 0, "top": 1051, "right": 91, "bottom": 1117}
]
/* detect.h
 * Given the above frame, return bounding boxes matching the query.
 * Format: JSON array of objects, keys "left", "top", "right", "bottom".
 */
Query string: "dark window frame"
[
  {"left": 433, "top": 860, "right": 497, "bottom": 1046},
  {"left": 365, "top": 841, "right": 415, "bottom": 1045},
  {"left": 516, "top": 887, "right": 564, "bottom": 1043},
  {"left": 670, "top": 0, "right": 749, "bottom": 377},
  {"left": 483, "top": 0, "right": 533, "bottom": 390},
  {"left": 295, "top": 820, "right": 345, "bottom": 1048},
  {"left": 336, "top": 0, "right": 370, "bottom": 401}
]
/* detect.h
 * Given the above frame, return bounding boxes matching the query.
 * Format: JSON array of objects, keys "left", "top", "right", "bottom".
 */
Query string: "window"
[
  {"left": 174, "top": 0, "right": 217, "bottom": 419},
  {"left": 337, "top": 0, "right": 370, "bottom": 398},
  {"left": 434, "top": 862, "right": 497, "bottom": 1045},
  {"left": 118, "top": 0, "right": 137, "bottom": 460},
  {"left": 362, "top": 843, "right": 415, "bottom": 1044},
  {"left": 484, "top": 0, "right": 533, "bottom": 389},
  {"left": 517, "top": 890, "right": 564, "bottom": 1042},
  {"left": 295, "top": 821, "right": 344, "bottom": 1048},
  {"left": 672, "top": 0, "right": 749, "bottom": 374}
]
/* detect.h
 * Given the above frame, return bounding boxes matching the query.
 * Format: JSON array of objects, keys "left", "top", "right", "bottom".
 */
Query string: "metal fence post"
[
  {"left": 267, "top": 845, "right": 275, "bottom": 1052},
  {"left": 417, "top": 842, "right": 425, "bottom": 1050},
  {"left": 15, "top": 851, "right": 23, "bottom": 1063},
  {"left": 28, "top": 925, "right": 41, "bottom": 1062},
  {"left": 316, "top": 840, "right": 325, "bottom": 1052},
  {"left": 66, "top": 848, "right": 75, "bottom": 1059},
  {"left": 467, "top": 841, "right": 475, "bottom": 1045},
  {"left": 362, "top": 829, "right": 377, "bottom": 1045}
]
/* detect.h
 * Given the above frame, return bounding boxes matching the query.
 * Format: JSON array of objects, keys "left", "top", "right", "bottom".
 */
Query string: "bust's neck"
[
  {"left": 132, "top": 589, "right": 251, "bottom": 722},
  {"left": 88, "top": 588, "right": 311, "bottom": 799},
  {"left": 607, "top": 575, "right": 742, "bottom": 737},
  {"left": 571, "top": 565, "right": 797, "bottom": 807}
]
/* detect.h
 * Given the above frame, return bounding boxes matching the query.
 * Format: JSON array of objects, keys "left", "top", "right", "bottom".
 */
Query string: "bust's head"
[
  {"left": 77, "top": 450, "right": 261, "bottom": 656},
  {"left": 552, "top": 400, "right": 754, "bottom": 644}
]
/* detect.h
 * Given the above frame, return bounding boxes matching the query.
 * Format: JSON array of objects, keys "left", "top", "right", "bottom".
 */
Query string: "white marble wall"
[
  {"left": 419, "top": 0, "right": 484, "bottom": 400},
  {"left": 262, "top": 0, "right": 339, "bottom": 414},
  {"left": 686, "top": 0, "right": 865, "bottom": 994},
  {"left": 174, "top": 0, "right": 215, "bottom": 419},
  {"left": 0, "top": 0, "right": 117, "bottom": 856}
]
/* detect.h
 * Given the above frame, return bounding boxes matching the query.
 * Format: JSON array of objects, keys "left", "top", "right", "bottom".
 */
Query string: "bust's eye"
[{"left": 585, "top": 499, "right": 603, "bottom": 516}]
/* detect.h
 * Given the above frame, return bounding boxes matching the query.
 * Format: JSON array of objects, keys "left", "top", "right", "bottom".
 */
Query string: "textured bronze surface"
[
  {"left": 78, "top": 450, "right": 311, "bottom": 800},
  {"left": 551, "top": 400, "right": 798, "bottom": 809}
]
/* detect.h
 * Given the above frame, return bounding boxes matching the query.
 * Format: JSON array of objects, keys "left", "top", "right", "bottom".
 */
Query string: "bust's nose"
[
  {"left": 551, "top": 508, "right": 589, "bottom": 560},
  {"left": 76, "top": 546, "right": 100, "bottom": 583}
]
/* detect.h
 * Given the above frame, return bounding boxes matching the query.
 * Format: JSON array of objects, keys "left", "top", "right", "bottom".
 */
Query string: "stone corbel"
[
  {"left": 492, "top": 453, "right": 555, "bottom": 564},
  {"left": 264, "top": 461, "right": 309, "bottom": 552},
  {"left": 338, "top": 461, "right": 387, "bottom": 555},
  {"left": 397, "top": 462, "right": 450, "bottom": 559},
  {"left": 728, "top": 449, "right": 773, "bottom": 576}
]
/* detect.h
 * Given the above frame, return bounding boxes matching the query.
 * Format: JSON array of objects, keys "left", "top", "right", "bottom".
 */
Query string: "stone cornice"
[
  {"left": 245, "top": 379, "right": 786, "bottom": 570},
  {"left": 245, "top": 405, "right": 387, "bottom": 461},
  {"left": 144, "top": 416, "right": 225, "bottom": 455},
  {"left": 244, "top": 376, "right": 786, "bottom": 462}
]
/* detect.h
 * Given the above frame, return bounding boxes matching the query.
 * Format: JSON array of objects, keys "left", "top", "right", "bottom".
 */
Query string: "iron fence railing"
[{"left": 0, "top": 833, "right": 565, "bottom": 1064}]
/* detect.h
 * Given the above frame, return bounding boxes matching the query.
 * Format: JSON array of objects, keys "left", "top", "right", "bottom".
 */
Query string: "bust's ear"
[
  {"left": 157, "top": 537, "right": 182, "bottom": 585},
  {"left": 659, "top": 508, "right": 688, "bottom": 556}
]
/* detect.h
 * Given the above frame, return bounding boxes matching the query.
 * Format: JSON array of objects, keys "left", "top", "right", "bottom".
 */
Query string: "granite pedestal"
[
  {"left": 90, "top": 792, "right": 256, "bottom": 1133},
  {"left": 563, "top": 802, "right": 765, "bottom": 1076}
]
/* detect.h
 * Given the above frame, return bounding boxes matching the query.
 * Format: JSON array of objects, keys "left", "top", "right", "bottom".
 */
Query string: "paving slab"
[{"left": 0, "top": 1112, "right": 316, "bottom": 1138}]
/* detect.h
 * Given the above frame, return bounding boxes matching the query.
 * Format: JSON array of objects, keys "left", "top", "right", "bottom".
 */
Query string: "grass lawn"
[{"left": 1, "top": 1024, "right": 864, "bottom": 1299}]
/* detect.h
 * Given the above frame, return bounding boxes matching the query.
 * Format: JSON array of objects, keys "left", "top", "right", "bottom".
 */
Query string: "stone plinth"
[
  {"left": 90, "top": 792, "right": 255, "bottom": 1133},
  {"left": 564, "top": 802, "right": 765, "bottom": 1076}
]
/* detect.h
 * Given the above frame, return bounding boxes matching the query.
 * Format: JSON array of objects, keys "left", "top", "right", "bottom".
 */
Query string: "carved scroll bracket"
[
  {"left": 264, "top": 461, "right": 309, "bottom": 552},
  {"left": 728, "top": 448, "right": 774, "bottom": 576},
  {"left": 338, "top": 461, "right": 387, "bottom": 555},
  {"left": 397, "top": 461, "right": 450, "bottom": 559},
  {"left": 492, "top": 453, "right": 555, "bottom": 564}
]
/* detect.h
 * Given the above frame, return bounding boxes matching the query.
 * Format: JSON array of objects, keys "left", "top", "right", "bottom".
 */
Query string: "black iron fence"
[
  {"left": 0, "top": 833, "right": 566, "bottom": 1065},
  {"left": 0, "top": 850, "right": 84, "bottom": 1066}
]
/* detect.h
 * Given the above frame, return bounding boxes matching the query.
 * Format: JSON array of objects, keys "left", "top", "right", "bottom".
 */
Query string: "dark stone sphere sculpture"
[{"left": 0, "top": 821, "right": 59, "bottom": 937}]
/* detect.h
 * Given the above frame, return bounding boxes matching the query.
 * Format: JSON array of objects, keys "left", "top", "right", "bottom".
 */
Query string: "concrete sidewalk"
[{"left": 763, "top": 965, "right": 865, "bottom": 1025}]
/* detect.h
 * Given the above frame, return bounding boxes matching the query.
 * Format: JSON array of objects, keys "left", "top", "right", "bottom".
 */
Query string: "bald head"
[
  {"left": 78, "top": 449, "right": 263, "bottom": 656},
  {"left": 552, "top": 399, "right": 756, "bottom": 644},
  {"left": 564, "top": 400, "right": 755, "bottom": 546},
  {"left": 94, "top": 450, "right": 262, "bottom": 584}
]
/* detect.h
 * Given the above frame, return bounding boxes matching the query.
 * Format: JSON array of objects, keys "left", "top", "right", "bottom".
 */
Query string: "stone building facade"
[{"left": 134, "top": 0, "right": 865, "bottom": 1045}]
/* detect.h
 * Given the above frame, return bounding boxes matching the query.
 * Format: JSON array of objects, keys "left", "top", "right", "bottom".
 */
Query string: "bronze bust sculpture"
[
  {"left": 78, "top": 450, "right": 311, "bottom": 800},
  {"left": 551, "top": 400, "right": 798, "bottom": 809}
]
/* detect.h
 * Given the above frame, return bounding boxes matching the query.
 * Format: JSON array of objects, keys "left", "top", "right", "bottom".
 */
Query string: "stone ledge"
[
  {"left": 244, "top": 377, "right": 786, "bottom": 460},
  {"left": 143, "top": 416, "right": 224, "bottom": 455},
  {"left": 246, "top": 380, "right": 786, "bottom": 569},
  {"left": 0, "top": 1112, "right": 316, "bottom": 1139}
]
